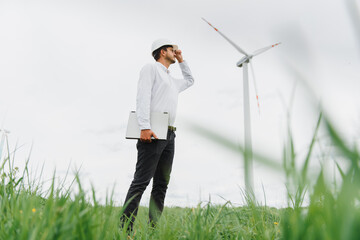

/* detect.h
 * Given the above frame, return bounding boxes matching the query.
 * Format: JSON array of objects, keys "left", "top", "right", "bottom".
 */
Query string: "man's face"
[{"left": 164, "top": 47, "right": 176, "bottom": 64}]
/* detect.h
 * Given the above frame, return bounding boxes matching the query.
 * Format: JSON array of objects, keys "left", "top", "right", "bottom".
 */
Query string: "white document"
[{"left": 125, "top": 111, "right": 169, "bottom": 140}]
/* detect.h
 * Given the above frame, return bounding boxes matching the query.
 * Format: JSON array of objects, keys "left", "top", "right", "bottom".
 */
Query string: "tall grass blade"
[{"left": 301, "top": 112, "right": 322, "bottom": 182}]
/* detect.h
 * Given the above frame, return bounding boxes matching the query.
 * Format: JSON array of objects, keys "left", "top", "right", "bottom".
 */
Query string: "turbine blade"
[
  {"left": 202, "top": 17, "right": 249, "bottom": 56},
  {"left": 252, "top": 42, "right": 281, "bottom": 57},
  {"left": 249, "top": 60, "right": 260, "bottom": 114}
]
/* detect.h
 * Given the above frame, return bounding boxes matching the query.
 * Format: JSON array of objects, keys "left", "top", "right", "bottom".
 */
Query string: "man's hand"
[
  {"left": 140, "top": 129, "right": 158, "bottom": 143},
  {"left": 174, "top": 49, "right": 183, "bottom": 63}
]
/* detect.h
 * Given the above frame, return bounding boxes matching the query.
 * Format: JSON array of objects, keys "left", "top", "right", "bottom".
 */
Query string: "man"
[{"left": 121, "top": 39, "right": 194, "bottom": 230}]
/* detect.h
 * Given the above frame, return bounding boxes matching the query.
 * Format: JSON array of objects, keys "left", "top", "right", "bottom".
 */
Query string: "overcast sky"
[{"left": 0, "top": 0, "right": 359, "bottom": 207}]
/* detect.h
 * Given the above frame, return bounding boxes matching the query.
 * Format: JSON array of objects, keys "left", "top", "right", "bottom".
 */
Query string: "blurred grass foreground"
[{"left": 1, "top": 110, "right": 360, "bottom": 240}]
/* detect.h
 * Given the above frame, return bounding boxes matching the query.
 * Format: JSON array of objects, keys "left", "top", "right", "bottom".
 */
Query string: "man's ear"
[{"left": 160, "top": 48, "right": 166, "bottom": 57}]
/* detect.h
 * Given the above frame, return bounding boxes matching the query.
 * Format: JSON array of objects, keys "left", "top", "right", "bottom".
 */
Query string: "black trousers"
[{"left": 121, "top": 131, "right": 175, "bottom": 229}]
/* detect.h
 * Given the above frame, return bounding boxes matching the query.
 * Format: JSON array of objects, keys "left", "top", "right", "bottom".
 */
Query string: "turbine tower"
[{"left": 202, "top": 18, "right": 281, "bottom": 194}]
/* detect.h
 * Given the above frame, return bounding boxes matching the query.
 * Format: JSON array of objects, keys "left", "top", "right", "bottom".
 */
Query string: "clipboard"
[{"left": 125, "top": 111, "right": 169, "bottom": 140}]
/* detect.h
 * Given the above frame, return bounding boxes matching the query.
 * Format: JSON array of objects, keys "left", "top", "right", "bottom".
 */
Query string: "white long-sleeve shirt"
[{"left": 136, "top": 61, "right": 194, "bottom": 130}]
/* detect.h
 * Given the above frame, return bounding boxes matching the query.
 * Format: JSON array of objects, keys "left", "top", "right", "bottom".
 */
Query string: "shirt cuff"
[
  {"left": 179, "top": 60, "right": 187, "bottom": 66},
  {"left": 139, "top": 125, "right": 151, "bottom": 130}
]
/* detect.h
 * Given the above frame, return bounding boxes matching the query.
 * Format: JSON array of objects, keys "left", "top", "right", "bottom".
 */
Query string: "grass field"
[{"left": 1, "top": 113, "right": 360, "bottom": 239}]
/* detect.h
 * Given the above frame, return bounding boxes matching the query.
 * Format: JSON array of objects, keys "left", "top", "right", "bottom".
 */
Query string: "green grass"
[
  {"left": 0, "top": 150, "right": 281, "bottom": 239},
  {"left": 0, "top": 159, "right": 281, "bottom": 239},
  {"left": 1, "top": 111, "right": 360, "bottom": 239}
]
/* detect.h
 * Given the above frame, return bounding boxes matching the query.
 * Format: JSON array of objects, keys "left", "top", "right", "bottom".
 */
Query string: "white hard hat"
[{"left": 151, "top": 38, "right": 178, "bottom": 54}]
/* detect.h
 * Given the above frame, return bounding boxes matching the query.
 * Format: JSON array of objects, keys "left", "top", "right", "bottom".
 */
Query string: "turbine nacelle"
[{"left": 236, "top": 55, "right": 252, "bottom": 68}]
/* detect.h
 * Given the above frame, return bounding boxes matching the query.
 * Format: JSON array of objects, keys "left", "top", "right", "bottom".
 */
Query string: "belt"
[{"left": 168, "top": 126, "right": 176, "bottom": 132}]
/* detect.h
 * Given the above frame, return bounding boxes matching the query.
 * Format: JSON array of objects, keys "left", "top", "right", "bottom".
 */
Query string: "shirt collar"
[{"left": 156, "top": 62, "right": 170, "bottom": 74}]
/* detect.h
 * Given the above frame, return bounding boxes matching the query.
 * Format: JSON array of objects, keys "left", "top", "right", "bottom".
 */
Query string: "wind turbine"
[{"left": 202, "top": 17, "right": 281, "bottom": 194}]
